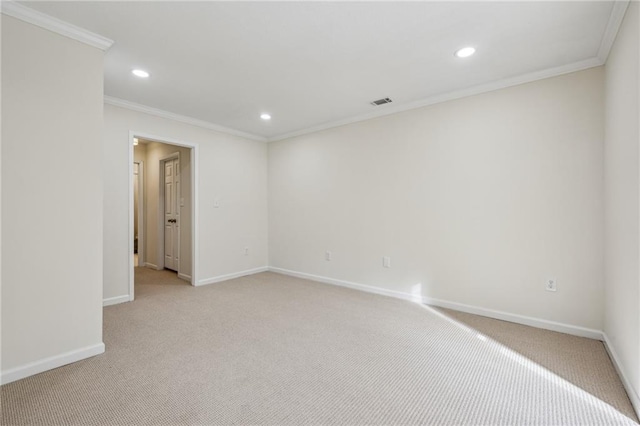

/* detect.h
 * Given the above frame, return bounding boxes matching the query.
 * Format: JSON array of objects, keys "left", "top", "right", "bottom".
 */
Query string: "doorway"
[{"left": 129, "top": 132, "right": 199, "bottom": 301}]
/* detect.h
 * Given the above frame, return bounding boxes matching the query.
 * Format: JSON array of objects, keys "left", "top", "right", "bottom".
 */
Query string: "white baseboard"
[
  {"left": 424, "top": 298, "right": 603, "bottom": 340},
  {"left": 197, "top": 266, "right": 269, "bottom": 286},
  {"left": 144, "top": 262, "right": 161, "bottom": 270},
  {"left": 178, "top": 272, "right": 192, "bottom": 282},
  {"left": 268, "top": 267, "right": 603, "bottom": 340},
  {"left": 1, "top": 343, "right": 105, "bottom": 385},
  {"left": 269, "top": 266, "right": 426, "bottom": 302},
  {"left": 602, "top": 333, "right": 640, "bottom": 420},
  {"left": 103, "top": 295, "right": 130, "bottom": 306}
]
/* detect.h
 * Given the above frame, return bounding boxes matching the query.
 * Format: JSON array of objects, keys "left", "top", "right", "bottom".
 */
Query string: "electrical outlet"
[
  {"left": 383, "top": 256, "right": 391, "bottom": 268},
  {"left": 546, "top": 278, "right": 557, "bottom": 292},
  {"left": 325, "top": 251, "right": 332, "bottom": 261},
  {"left": 244, "top": 247, "right": 249, "bottom": 256}
]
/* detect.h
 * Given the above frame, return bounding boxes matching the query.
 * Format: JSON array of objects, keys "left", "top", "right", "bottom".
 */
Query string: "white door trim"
[
  {"left": 158, "top": 152, "right": 180, "bottom": 272},
  {"left": 128, "top": 131, "right": 199, "bottom": 302}
]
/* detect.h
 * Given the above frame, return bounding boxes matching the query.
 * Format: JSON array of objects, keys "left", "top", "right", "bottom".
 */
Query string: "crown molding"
[
  {"left": 110, "top": 56, "right": 603, "bottom": 145},
  {"left": 104, "top": 96, "right": 267, "bottom": 143},
  {"left": 3, "top": 1, "right": 625, "bottom": 145},
  {"left": 1, "top": 1, "right": 113, "bottom": 51},
  {"left": 267, "top": 56, "right": 603, "bottom": 142},
  {"left": 597, "top": 0, "right": 630, "bottom": 63}
]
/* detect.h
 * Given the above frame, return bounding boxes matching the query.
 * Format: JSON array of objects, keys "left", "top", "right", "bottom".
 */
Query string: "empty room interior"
[{"left": 1, "top": 1, "right": 640, "bottom": 425}]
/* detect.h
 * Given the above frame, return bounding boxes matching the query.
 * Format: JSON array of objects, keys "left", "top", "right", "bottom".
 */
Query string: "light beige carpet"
[
  {"left": 1, "top": 269, "right": 638, "bottom": 425},
  {"left": 435, "top": 307, "right": 638, "bottom": 421}
]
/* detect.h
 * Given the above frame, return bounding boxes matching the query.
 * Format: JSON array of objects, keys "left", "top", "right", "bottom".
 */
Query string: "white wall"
[
  {"left": 1, "top": 16, "right": 105, "bottom": 379},
  {"left": 103, "top": 105, "right": 268, "bottom": 300},
  {"left": 604, "top": 0, "right": 640, "bottom": 411},
  {"left": 0, "top": 13, "right": 3, "bottom": 380},
  {"left": 133, "top": 141, "right": 148, "bottom": 163},
  {"left": 269, "top": 67, "right": 605, "bottom": 331}
]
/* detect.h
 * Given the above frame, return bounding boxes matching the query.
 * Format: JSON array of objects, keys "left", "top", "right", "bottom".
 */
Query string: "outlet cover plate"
[{"left": 546, "top": 278, "right": 557, "bottom": 292}]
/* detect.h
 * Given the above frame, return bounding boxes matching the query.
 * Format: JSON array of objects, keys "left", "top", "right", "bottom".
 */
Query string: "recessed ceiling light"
[
  {"left": 454, "top": 47, "right": 476, "bottom": 58},
  {"left": 260, "top": 113, "right": 271, "bottom": 120},
  {"left": 132, "top": 69, "right": 150, "bottom": 78}
]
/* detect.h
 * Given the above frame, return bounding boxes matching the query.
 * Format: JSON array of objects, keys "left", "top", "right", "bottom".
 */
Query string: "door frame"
[
  {"left": 134, "top": 161, "right": 145, "bottom": 270},
  {"left": 158, "top": 152, "right": 180, "bottom": 272},
  {"left": 128, "top": 131, "right": 199, "bottom": 301}
]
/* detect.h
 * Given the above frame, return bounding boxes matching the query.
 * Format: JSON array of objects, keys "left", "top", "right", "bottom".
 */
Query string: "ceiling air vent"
[{"left": 370, "top": 97, "right": 393, "bottom": 106}]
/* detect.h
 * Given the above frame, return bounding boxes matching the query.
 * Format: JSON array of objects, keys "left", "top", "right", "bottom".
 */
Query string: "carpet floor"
[{"left": 1, "top": 269, "right": 638, "bottom": 425}]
